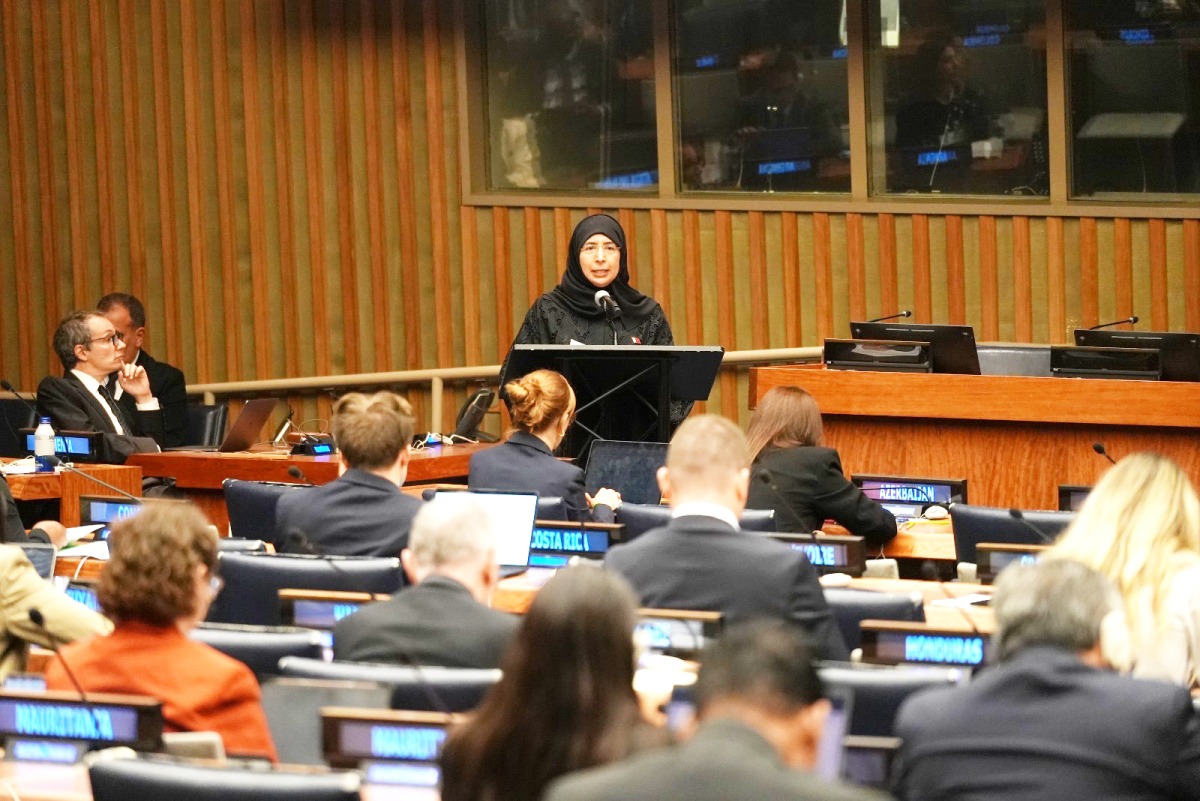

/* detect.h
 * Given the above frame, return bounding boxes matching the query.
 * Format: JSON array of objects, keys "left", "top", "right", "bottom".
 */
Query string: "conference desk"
[
  {"left": 750, "top": 365, "right": 1200, "bottom": 511},
  {"left": 3, "top": 464, "right": 142, "bottom": 526},
  {"left": 125, "top": 443, "right": 492, "bottom": 529}
]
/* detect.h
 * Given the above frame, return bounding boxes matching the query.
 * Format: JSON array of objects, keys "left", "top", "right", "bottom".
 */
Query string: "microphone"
[
  {"left": 287, "top": 465, "right": 311, "bottom": 484},
  {"left": 594, "top": 289, "right": 621, "bottom": 318},
  {"left": 29, "top": 608, "right": 90, "bottom": 702},
  {"left": 1, "top": 379, "right": 39, "bottom": 417},
  {"left": 393, "top": 649, "right": 453, "bottom": 716},
  {"left": 865, "top": 310, "right": 913, "bottom": 324},
  {"left": 1092, "top": 442, "right": 1116, "bottom": 465},
  {"left": 44, "top": 455, "right": 139, "bottom": 502},
  {"left": 1087, "top": 315, "right": 1138, "bottom": 331},
  {"left": 1007, "top": 508, "right": 1054, "bottom": 544}
]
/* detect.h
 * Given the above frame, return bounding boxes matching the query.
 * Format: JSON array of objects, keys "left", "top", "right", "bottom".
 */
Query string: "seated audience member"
[
  {"left": 545, "top": 621, "right": 888, "bottom": 801},
  {"left": 744, "top": 386, "right": 895, "bottom": 546},
  {"left": 333, "top": 494, "right": 519, "bottom": 668},
  {"left": 36, "top": 310, "right": 164, "bottom": 463},
  {"left": 1048, "top": 452, "right": 1200, "bottom": 688},
  {"left": 1, "top": 476, "right": 66, "bottom": 547},
  {"left": 892, "top": 559, "right": 1200, "bottom": 801},
  {"left": 0, "top": 544, "right": 110, "bottom": 681},
  {"left": 45, "top": 503, "right": 277, "bottom": 761},
  {"left": 440, "top": 565, "right": 656, "bottom": 801},
  {"left": 276, "top": 391, "right": 423, "bottom": 557},
  {"left": 98, "top": 292, "right": 189, "bottom": 449},
  {"left": 605, "top": 415, "right": 848, "bottom": 661},
  {"left": 469, "top": 369, "right": 620, "bottom": 522}
]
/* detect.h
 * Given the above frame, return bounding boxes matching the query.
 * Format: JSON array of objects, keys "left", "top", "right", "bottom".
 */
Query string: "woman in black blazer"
[
  {"left": 744, "top": 386, "right": 896, "bottom": 547},
  {"left": 468, "top": 369, "right": 620, "bottom": 523}
]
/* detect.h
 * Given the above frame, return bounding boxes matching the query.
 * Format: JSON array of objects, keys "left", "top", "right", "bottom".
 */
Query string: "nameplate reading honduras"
[
  {"left": 902, "top": 634, "right": 985, "bottom": 666},
  {"left": 0, "top": 699, "right": 138, "bottom": 743}
]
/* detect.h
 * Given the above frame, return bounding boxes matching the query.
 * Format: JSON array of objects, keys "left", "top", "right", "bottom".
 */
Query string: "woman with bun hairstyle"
[{"left": 469, "top": 369, "right": 621, "bottom": 522}]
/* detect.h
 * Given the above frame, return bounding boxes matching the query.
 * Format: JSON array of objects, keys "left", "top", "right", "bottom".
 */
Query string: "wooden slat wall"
[{"left": 2, "top": 0, "right": 1199, "bottom": 432}]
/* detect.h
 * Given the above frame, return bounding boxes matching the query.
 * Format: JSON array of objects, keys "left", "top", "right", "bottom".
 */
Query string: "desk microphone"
[
  {"left": 287, "top": 465, "right": 312, "bottom": 484},
  {"left": 44, "top": 455, "right": 140, "bottom": 502},
  {"left": 594, "top": 289, "right": 622, "bottom": 318},
  {"left": 753, "top": 469, "right": 795, "bottom": 532},
  {"left": 271, "top": 407, "right": 296, "bottom": 445},
  {"left": 1087, "top": 315, "right": 1138, "bottom": 331},
  {"left": 29, "top": 608, "right": 90, "bottom": 702},
  {"left": 394, "top": 649, "right": 453, "bottom": 716},
  {"left": 1, "top": 379, "right": 39, "bottom": 417},
  {"left": 865, "top": 310, "right": 912, "bottom": 324},
  {"left": 1007, "top": 508, "right": 1054, "bottom": 544},
  {"left": 1092, "top": 442, "right": 1117, "bottom": 465}
]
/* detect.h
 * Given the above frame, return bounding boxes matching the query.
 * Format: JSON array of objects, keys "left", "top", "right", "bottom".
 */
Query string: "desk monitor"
[
  {"left": 434, "top": 490, "right": 537, "bottom": 577},
  {"left": 278, "top": 589, "right": 385, "bottom": 631},
  {"left": 0, "top": 690, "right": 163, "bottom": 757},
  {"left": 635, "top": 609, "right": 722, "bottom": 659},
  {"left": 849, "top": 322, "right": 981, "bottom": 375},
  {"left": 322, "top": 707, "right": 457, "bottom": 782},
  {"left": 860, "top": 622, "right": 990, "bottom": 669},
  {"left": 584, "top": 440, "right": 668, "bottom": 506},
  {"left": 79, "top": 494, "right": 143, "bottom": 540},
  {"left": 852, "top": 476, "right": 967, "bottom": 524},
  {"left": 769, "top": 533, "right": 866, "bottom": 577},
  {"left": 976, "top": 543, "right": 1047, "bottom": 584},
  {"left": 527, "top": 521, "right": 619, "bottom": 568},
  {"left": 842, "top": 735, "right": 902, "bottom": 790},
  {"left": 814, "top": 688, "right": 853, "bottom": 783},
  {"left": 1058, "top": 484, "right": 1092, "bottom": 512},
  {"left": 1074, "top": 329, "right": 1200, "bottom": 381}
]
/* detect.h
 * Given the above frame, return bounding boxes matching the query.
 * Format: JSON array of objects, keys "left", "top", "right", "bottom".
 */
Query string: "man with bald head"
[{"left": 605, "top": 415, "right": 847, "bottom": 661}]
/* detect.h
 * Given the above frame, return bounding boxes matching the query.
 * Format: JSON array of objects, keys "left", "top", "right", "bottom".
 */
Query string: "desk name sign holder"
[
  {"left": 823, "top": 339, "right": 933, "bottom": 373},
  {"left": 635, "top": 608, "right": 723, "bottom": 660},
  {"left": 0, "top": 690, "right": 163, "bottom": 764},
  {"left": 769, "top": 533, "right": 866, "bottom": 576},
  {"left": 19, "top": 430, "right": 100, "bottom": 463},
  {"left": 975, "top": 543, "right": 1048, "bottom": 585},
  {"left": 528, "top": 520, "right": 625, "bottom": 567},
  {"left": 859, "top": 622, "right": 991, "bottom": 670},
  {"left": 322, "top": 708, "right": 460, "bottom": 788}
]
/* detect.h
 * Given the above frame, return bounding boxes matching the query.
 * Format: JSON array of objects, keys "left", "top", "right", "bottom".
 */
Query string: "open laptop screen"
[
  {"left": 434, "top": 490, "right": 537, "bottom": 570},
  {"left": 584, "top": 440, "right": 668, "bottom": 506}
]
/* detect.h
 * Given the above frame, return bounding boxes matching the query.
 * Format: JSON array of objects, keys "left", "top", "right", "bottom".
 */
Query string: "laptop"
[
  {"left": 435, "top": 489, "right": 538, "bottom": 578},
  {"left": 584, "top": 440, "right": 668, "bottom": 506},
  {"left": 165, "top": 398, "right": 279, "bottom": 452}
]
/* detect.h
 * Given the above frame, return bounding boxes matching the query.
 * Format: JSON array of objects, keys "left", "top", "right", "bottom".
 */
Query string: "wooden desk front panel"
[{"left": 6, "top": 465, "right": 142, "bottom": 526}]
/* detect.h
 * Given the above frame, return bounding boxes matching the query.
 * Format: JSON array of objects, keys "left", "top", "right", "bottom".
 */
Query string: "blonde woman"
[{"left": 1048, "top": 452, "right": 1200, "bottom": 688}]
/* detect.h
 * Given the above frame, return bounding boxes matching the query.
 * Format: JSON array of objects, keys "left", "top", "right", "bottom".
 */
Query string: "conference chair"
[
  {"left": 0, "top": 397, "right": 35, "bottom": 457},
  {"left": 90, "top": 757, "right": 362, "bottom": 801},
  {"left": 823, "top": 588, "right": 926, "bottom": 652},
  {"left": 949, "top": 503, "right": 1074, "bottom": 566},
  {"left": 207, "top": 552, "right": 404, "bottom": 626},
  {"left": 222, "top": 478, "right": 314, "bottom": 545},
  {"left": 819, "top": 662, "right": 968, "bottom": 737},
  {"left": 616, "top": 503, "right": 777, "bottom": 541},
  {"left": 260, "top": 677, "right": 393, "bottom": 766},
  {"left": 277, "top": 656, "right": 501, "bottom": 712},
  {"left": 536, "top": 496, "right": 568, "bottom": 520},
  {"left": 190, "top": 623, "right": 325, "bottom": 679},
  {"left": 216, "top": 538, "right": 270, "bottom": 553},
  {"left": 185, "top": 402, "right": 228, "bottom": 448}
]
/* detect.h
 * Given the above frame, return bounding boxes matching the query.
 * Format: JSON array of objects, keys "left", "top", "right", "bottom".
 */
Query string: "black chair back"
[
  {"left": 90, "top": 758, "right": 361, "bottom": 801},
  {"left": 277, "top": 656, "right": 500, "bottom": 713},
  {"left": 185, "top": 403, "right": 228, "bottom": 448},
  {"left": 0, "top": 397, "right": 36, "bottom": 457},
  {"left": 616, "top": 503, "right": 777, "bottom": 541},
  {"left": 222, "top": 478, "right": 313, "bottom": 545},
  {"left": 819, "top": 662, "right": 967, "bottom": 737},
  {"left": 536, "top": 496, "right": 568, "bottom": 520},
  {"left": 207, "top": 552, "right": 404, "bottom": 626},
  {"left": 823, "top": 588, "right": 925, "bottom": 651},
  {"left": 950, "top": 503, "right": 1074, "bottom": 565},
  {"left": 217, "top": 538, "right": 270, "bottom": 553},
  {"left": 190, "top": 623, "right": 324, "bottom": 678}
]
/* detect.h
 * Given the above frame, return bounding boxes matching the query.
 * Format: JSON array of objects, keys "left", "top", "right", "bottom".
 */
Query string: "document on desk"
[
  {"left": 59, "top": 541, "right": 110, "bottom": 560},
  {"left": 66, "top": 524, "right": 104, "bottom": 544}
]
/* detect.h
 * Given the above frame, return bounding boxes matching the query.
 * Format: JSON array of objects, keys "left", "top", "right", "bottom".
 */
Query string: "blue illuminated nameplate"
[
  {"left": 694, "top": 54, "right": 719, "bottom": 69},
  {"left": 975, "top": 24, "right": 1011, "bottom": 35},
  {"left": 327, "top": 715, "right": 450, "bottom": 764},
  {"left": 82, "top": 498, "right": 142, "bottom": 525},
  {"left": 865, "top": 627, "right": 989, "bottom": 668},
  {"left": 916, "top": 150, "right": 958, "bottom": 167},
  {"left": 365, "top": 761, "right": 441, "bottom": 788},
  {"left": 24, "top": 434, "right": 94, "bottom": 457},
  {"left": 962, "top": 34, "right": 1001, "bottom": 47},
  {"left": 593, "top": 170, "right": 658, "bottom": 190},
  {"left": 831, "top": 47, "right": 848, "bottom": 59},
  {"left": 757, "top": 160, "right": 812, "bottom": 177},
  {"left": 0, "top": 692, "right": 162, "bottom": 752},
  {"left": 309, "top": 443, "right": 334, "bottom": 455},
  {"left": 292, "top": 600, "right": 362, "bottom": 630},
  {"left": 1119, "top": 28, "right": 1154, "bottom": 44},
  {"left": 66, "top": 584, "right": 100, "bottom": 613},
  {"left": 530, "top": 527, "right": 608, "bottom": 555}
]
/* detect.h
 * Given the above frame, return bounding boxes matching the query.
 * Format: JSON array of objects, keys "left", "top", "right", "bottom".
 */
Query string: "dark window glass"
[
  {"left": 1067, "top": 1, "right": 1200, "bottom": 197},
  {"left": 868, "top": 1, "right": 1049, "bottom": 196},
  {"left": 673, "top": 0, "right": 850, "bottom": 193},
  {"left": 482, "top": 0, "right": 657, "bottom": 192}
]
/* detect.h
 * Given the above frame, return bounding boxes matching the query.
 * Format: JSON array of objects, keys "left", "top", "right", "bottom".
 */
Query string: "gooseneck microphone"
[
  {"left": 1087, "top": 315, "right": 1139, "bottom": 331},
  {"left": 866, "top": 310, "right": 913, "bottom": 324},
  {"left": 593, "top": 289, "right": 621, "bottom": 318},
  {"left": 44, "top": 455, "right": 139, "bottom": 502},
  {"left": 287, "top": 465, "right": 312, "bottom": 484},
  {"left": 1008, "top": 508, "right": 1054, "bottom": 544},
  {"left": 1, "top": 379, "right": 39, "bottom": 417},
  {"left": 29, "top": 608, "right": 89, "bottom": 702},
  {"left": 1092, "top": 442, "right": 1117, "bottom": 466}
]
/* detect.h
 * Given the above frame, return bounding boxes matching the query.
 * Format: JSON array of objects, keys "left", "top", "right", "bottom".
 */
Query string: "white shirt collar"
[
  {"left": 70, "top": 369, "right": 105, "bottom": 393},
  {"left": 70, "top": 368, "right": 125, "bottom": 434},
  {"left": 671, "top": 501, "right": 740, "bottom": 530}
]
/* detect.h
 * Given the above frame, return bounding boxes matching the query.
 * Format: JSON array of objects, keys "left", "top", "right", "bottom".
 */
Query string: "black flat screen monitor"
[
  {"left": 1073, "top": 329, "right": 1200, "bottom": 382},
  {"left": 850, "top": 323, "right": 981, "bottom": 374}
]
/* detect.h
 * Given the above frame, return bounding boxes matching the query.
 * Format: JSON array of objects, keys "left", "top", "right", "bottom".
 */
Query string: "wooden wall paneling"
[
  {"left": 552, "top": 208, "right": 571, "bottom": 274},
  {"left": 359, "top": 0, "right": 391, "bottom": 372},
  {"left": 1185, "top": 220, "right": 1200, "bottom": 331},
  {"left": 1013, "top": 217, "right": 1033, "bottom": 342},
  {"left": 617, "top": 208, "right": 637, "bottom": 287},
  {"left": 714, "top": 211, "right": 737, "bottom": 418},
  {"left": 682, "top": 210, "right": 704, "bottom": 352},
  {"left": 149, "top": 0, "right": 182, "bottom": 368},
  {"left": 32, "top": 0, "right": 62, "bottom": 357},
  {"left": 845, "top": 213, "right": 866, "bottom": 323},
  {"left": 181, "top": 0, "right": 213, "bottom": 381},
  {"left": 1148, "top": 219, "right": 1169, "bottom": 330},
  {"left": 910, "top": 215, "right": 932, "bottom": 322},
  {"left": 459, "top": 209, "right": 482, "bottom": 365},
  {"left": 812, "top": 213, "right": 832, "bottom": 341},
  {"left": 241, "top": 0, "right": 271, "bottom": 378},
  {"left": 116, "top": 0, "right": 145, "bottom": 302},
  {"left": 1046, "top": 216, "right": 1066, "bottom": 342},
  {"left": 491, "top": 206, "right": 513, "bottom": 352},
  {"left": 266, "top": 0, "right": 298, "bottom": 377},
  {"left": 420, "top": 0, "right": 453, "bottom": 370},
  {"left": 650, "top": 209, "right": 670, "bottom": 323},
  {"left": 1113, "top": 218, "right": 1133, "bottom": 321},
  {"left": 2, "top": 1, "right": 35, "bottom": 387},
  {"left": 781, "top": 211, "right": 801, "bottom": 346},
  {"left": 795, "top": 213, "right": 816, "bottom": 345},
  {"left": 210, "top": 0, "right": 243, "bottom": 380},
  {"left": 1078, "top": 217, "right": 1099, "bottom": 327},
  {"left": 827, "top": 214, "right": 849, "bottom": 339},
  {"left": 747, "top": 211, "right": 768, "bottom": 349},
  {"left": 523, "top": 207, "right": 542, "bottom": 309},
  {"left": 978, "top": 216, "right": 999, "bottom": 340},
  {"left": 944, "top": 216, "right": 967, "bottom": 326},
  {"left": 329, "top": 1, "right": 360, "bottom": 375},
  {"left": 59, "top": 0, "right": 89, "bottom": 314},
  {"left": 298, "top": 0, "right": 331, "bottom": 397},
  {"left": 390, "top": 0, "right": 421, "bottom": 373},
  {"left": 87, "top": 0, "right": 116, "bottom": 291},
  {"left": 877, "top": 214, "right": 898, "bottom": 319}
]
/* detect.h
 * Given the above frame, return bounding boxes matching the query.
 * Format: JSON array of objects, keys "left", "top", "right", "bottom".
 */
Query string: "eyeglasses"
[
  {"left": 86, "top": 332, "right": 124, "bottom": 347},
  {"left": 580, "top": 244, "right": 620, "bottom": 257}
]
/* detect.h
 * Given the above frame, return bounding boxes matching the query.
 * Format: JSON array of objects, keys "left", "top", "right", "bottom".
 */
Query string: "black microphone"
[
  {"left": 1092, "top": 442, "right": 1117, "bottom": 466},
  {"left": 29, "top": 608, "right": 90, "bottom": 702},
  {"left": 1087, "top": 315, "right": 1138, "bottom": 331},
  {"left": 593, "top": 289, "right": 621, "bottom": 318},
  {"left": 287, "top": 465, "right": 311, "bottom": 484},
  {"left": 44, "top": 455, "right": 140, "bottom": 502},
  {"left": 1, "top": 379, "right": 39, "bottom": 418},
  {"left": 1008, "top": 508, "right": 1054, "bottom": 544},
  {"left": 865, "top": 310, "right": 913, "bottom": 324},
  {"left": 754, "top": 468, "right": 800, "bottom": 534},
  {"left": 393, "top": 649, "right": 453, "bottom": 716}
]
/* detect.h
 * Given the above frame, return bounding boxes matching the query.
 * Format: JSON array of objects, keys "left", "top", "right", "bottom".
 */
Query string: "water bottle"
[{"left": 34, "top": 417, "right": 56, "bottom": 472}]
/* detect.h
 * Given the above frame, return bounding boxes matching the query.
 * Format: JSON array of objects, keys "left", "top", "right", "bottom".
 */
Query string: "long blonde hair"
[{"left": 1048, "top": 452, "right": 1200, "bottom": 645}]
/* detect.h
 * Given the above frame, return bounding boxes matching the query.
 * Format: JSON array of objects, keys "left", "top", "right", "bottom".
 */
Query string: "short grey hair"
[
  {"left": 992, "top": 558, "right": 1121, "bottom": 662},
  {"left": 53, "top": 310, "right": 104, "bottom": 370},
  {"left": 408, "top": 494, "right": 497, "bottom": 570}
]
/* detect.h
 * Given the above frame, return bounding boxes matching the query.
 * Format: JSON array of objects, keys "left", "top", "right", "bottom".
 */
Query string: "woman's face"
[{"left": 579, "top": 233, "right": 620, "bottom": 289}]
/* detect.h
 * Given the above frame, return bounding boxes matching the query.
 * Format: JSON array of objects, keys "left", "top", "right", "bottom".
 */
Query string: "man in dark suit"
[
  {"left": 98, "top": 293, "right": 189, "bottom": 449},
  {"left": 334, "top": 493, "right": 519, "bottom": 668},
  {"left": 893, "top": 559, "right": 1200, "bottom": 801},
  {"left": 544, "top": 621, "right": 887, "bottom": 801},
  {"left": 36, "top": 310, "right": 163, "bottom": 463},
  {"left": 275, "top": 391, "right": 423, "bottom": 558},
  {"left": 0, "top": 478, "right": 66, "bottom": 548},
  {"left": 605, "top": 415, "right": 848, "bottom": 662}
]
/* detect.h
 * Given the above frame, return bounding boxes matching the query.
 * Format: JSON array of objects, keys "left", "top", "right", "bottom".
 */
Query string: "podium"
[{"left": 505, "top": 345, "right": 724, "bottom": 458}]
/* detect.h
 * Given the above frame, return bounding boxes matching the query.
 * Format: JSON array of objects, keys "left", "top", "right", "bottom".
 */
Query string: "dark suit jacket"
[
  {"left": 333, "top": 576, "right": 519, "bottom": 668},
  {"left": 274, "top": 468, "right": 423, "bottom": 558},
  {"left": 111, "top": 351, "right": 188, "bottom": 448},
  {"left": 746, "top": 446, "right": 896, "bottom": 547},
  {"left": 468, "top": 431, "right": 614, "bottom": 523},
  {"left": 545, "top": 718, "right": 888, "bottom": 801},
  {"left": 0, "top": 478, "right": 52, "bottom": 545},
  {"left": 605, "top": 515, "right": 849, "bottom": 661},
  {"left": 35, "top": 373, "right": 162, "bottom": 463},
  {"left": 893, "top": 646, "right": 1200, "bottom": 801}
]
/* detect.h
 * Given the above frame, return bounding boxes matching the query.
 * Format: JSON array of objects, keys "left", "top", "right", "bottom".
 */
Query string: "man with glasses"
[{"left": 36, "top": 310, "right": 164, "bottom": 463}]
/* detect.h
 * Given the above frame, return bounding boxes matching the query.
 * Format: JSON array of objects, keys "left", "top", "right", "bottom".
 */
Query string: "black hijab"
[{"left": 548, "top": 214, "right": 658, "bottom": 323}]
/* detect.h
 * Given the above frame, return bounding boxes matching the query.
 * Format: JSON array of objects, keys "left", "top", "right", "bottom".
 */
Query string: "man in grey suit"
[
  {"left": 544, "top": 621, "right": 888, "bottom": 801},
  {"left": 893, "top": 559, "right": 1200, "bottom": 801},
  {"left": 333, "top": 493, "right": 519, "bottom": 668}
]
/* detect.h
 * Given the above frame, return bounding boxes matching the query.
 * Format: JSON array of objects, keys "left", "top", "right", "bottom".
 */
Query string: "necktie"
[{"left": 97, "top": 382, "right": 131, "bottom": 435}]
